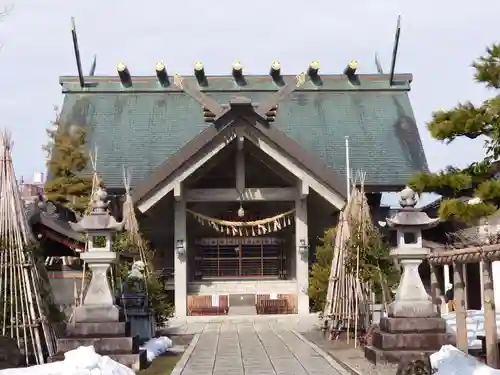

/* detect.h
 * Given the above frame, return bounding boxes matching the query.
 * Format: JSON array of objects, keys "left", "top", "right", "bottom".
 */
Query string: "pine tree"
[
  {"left": 308, "top": 229, "right": 336, "bottom": 312},
  {"left": 409, "top": 43, "right": 500, "bottom": 223},
  {"left": 43, "top": 113, "right": 92, "bottom": 214}
]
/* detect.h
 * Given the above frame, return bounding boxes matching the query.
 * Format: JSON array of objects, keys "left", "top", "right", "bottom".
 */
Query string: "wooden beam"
[
  {"left": 137, "top": 127, "right": 345, "bottom": 212},
  {"left": 137, "top": 133, "right": 235, "bottom": 213},
  {"left": 298, "top": 180, "right": 309, "bottom": 199},
  {"left": 173, "top": 183, "right": 182, "bottom": 201},
  {"left": 248, "top": 149, "right": 296, "bottom": 185},
  {"left": 185, "top": 187, "right": 296, "bottom": 202},
  {"left": 249, "top": 132, "right": 344, "bottom": 209},
  {"left": 236, "top": 136, "right": 245, "bottom": 192}
]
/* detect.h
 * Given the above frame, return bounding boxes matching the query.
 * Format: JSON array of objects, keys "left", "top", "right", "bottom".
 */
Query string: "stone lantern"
[
  {"left": 365, "top": 187, "right": 452, "bottom": 364},
  {"left": 385, "top": 186, "right": 440, "bottom": 317},
  {"left": 70, "top": 185, "right": 124, "bottom": 322}
]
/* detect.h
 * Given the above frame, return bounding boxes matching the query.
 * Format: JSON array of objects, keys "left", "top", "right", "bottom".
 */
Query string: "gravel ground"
[{"left": 302, "top": 331, "right": 398, "bottom": 375}]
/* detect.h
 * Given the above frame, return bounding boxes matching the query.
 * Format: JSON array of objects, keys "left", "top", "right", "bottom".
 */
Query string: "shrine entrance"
[
  {"left": 133, "top": 112, "right": 346, "bottom": 317},
  {"left": 193, "top": 237, "right": 288, "bottom": 280}
]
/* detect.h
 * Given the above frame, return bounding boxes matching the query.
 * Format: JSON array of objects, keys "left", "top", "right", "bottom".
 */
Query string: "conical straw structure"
[
  {"left": 323, "top": 171, "right": 372, "bottom": 343},
  {"left": 0, "top": 129, "right": 56, "bottom": 364}
]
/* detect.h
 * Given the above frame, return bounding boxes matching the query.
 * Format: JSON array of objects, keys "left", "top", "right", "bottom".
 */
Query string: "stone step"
[
  {"left": 372, "top": 331, "right": 452, "bottom": 351},
  {"left": 56, "top": 336, "right": 138, "bottom": 354},
  {"left": 229, "top": 294, "right": 256, "bottom": 307},
  {"left": 64, "top": 322, "right": 130, "bottom": 337},
  {"left": 379, "top": 316, "right": 446, "bottom": 333},
  {"left": 48, "top": 350, "right": 147, "bottom": 371},
  {"left": 228, "top": 306, "right": 257, "bottom": 315},
  {"left": 364, "top": 345, "right": 436, "bottom": 364}
]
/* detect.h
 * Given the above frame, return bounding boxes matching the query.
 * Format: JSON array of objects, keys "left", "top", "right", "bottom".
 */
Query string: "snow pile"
[
  {"left": 0, "top": 362, "right": 63, "bottom": 375},
  {"left": 442, "top": 310, "right": 500, "bottom": 350},
  {"left": 430, "top": 345, "right": 500, "bottom": 375},
  {"left": 140, "top": 336, "right": 173, "bottom": 362},
  {"left": 0, "top": 346, "right": 134, "bottom": 375}
]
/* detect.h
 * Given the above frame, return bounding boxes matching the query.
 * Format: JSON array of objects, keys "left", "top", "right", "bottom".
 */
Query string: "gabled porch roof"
[{"left": 132, "top": 98, "right": 347, "bottom": 212}]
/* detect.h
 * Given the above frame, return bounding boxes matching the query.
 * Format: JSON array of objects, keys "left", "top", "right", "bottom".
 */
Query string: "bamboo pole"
[
  {"left": 324, "top": 173, "right": 372, "bottom": 342},
  {"left": 353, "top": 172, "right": 366, "bottom": 347},
  {"left": 0, "top": 130, "right": 56, "bottom": 364},
  {"left": 346, "top": 275, "right": 352, "bottom": 344}
]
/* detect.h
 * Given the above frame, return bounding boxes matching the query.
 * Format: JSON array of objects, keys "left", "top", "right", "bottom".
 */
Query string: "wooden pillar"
[
  {"left": 443, "top": 264, "right": 451, "bottom": 313},
  {"left": 493, "top": 261, "right": 500, "bottom": 312},
  {"left": 463, "top": 263, "right": 468, "bottom": 310},
  {"left": 480, "top": 261, "right": 485, "bottom": 310},
  {"left": 443, "top": 264, "right": 452, "bottom": 290},
  {"left": 483, "top": 259, "right": 499, "bottom": 368},
  {"left": 454, "top": 261, "right": 468, "bottom": 352},
  {"left": 430, "top": 264, "right": 442, "bottom": 315},
  {"left": 295, "top": 193, "right": 309, "bottom": 314},
  {"left": 174, "top": 198, "right": 187, "bottom": 317},
  {"left": 235, "top": 136, "right": 245, "bottom": 193}
]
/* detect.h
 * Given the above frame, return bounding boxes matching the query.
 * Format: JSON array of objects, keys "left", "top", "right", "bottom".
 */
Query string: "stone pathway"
[{"left": 173, "top": 322, "right": 350, "bottom": 375}]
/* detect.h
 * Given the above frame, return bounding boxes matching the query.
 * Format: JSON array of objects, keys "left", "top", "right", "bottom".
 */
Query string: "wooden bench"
[
  {"left": 190, "top": 306, "right": 228, "bottom": 316},
  {"left": 188, "top": 295, "right": 229, "bottom": 316},
  {"left": 256, "top": 299, "right": 288, "bottom": 315}
]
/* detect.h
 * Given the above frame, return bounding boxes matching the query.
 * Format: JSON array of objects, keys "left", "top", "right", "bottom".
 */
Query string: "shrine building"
[{"left": 54, "top": 59, "right": 428, "bottom": 317}]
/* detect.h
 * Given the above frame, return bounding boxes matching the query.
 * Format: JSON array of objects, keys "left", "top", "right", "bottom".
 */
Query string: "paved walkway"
[{"left": 171, "top": 322, "right": 349, "bottom": 375}]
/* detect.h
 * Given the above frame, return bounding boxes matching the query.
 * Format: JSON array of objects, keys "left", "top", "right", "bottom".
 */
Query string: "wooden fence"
[{"left": 427, "top": 243, "right": 500, "bottom": 368}]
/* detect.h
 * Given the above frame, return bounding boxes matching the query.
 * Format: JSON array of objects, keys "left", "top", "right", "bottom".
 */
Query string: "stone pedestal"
[
  {"left": 51, "top": 252, "right": 144, "bottom": 370},
  {"left": 365, "top": 248, "right": 453, "bottom": 363},
  {"left": 49, "top": 322, "right": 146, "bottom": 371},
  {"left": 364, "top": 187, "right": 452, "bottom": 364},
  {"left": 120, "top": 291, "right": 154, "bottom": 342},
  {"left": 387, "top": 247, "right": 434, "bottom": 318},
  {"left": 365, "top": 317, "right": 453, "bottom": 364},
  {"left": 73, "top": 251, "right": 122, "bottom": 323},
  {"left": 48, "top": 186, "right": 145, "bottom": 370}
]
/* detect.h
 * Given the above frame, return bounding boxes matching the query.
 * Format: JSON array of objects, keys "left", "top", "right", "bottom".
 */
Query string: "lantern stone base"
[
  {"left": 387, "top": 300, "right": 436, "bottom": 318},
  {"left": 49, "top": 322, "right": 146, "bottom": 371},
  {"left": 389, "top": 247, "right": 436, "bottom": 318},
  {"left": 73, "top": 304, "right": 123, "bottom": 323},
  {"left": 364, "top": 316, "right": 454, "bottom": 364}
]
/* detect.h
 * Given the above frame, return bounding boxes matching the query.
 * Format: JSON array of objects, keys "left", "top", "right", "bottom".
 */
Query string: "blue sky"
[{"left": 0, "top": 0, "right": 498, "bottom": 206}]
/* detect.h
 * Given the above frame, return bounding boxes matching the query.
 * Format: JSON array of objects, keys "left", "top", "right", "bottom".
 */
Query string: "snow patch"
[
  {"left": 140, "top": 336, "right": 173, "bottom": 362},
  {"left": 0, "top": 346, "right": 134, "bottom": 375},
  {"left": 431, "top": 345, "right": 500, "bottom": 375}
]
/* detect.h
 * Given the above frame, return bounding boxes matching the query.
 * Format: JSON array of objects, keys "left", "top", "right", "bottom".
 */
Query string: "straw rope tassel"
[{"left": 186, "top": 209, "right": 296, "bottom": 237}]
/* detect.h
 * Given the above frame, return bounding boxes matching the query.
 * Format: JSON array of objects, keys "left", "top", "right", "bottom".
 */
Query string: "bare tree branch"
[{"left": 0, "top": 4, "right": 13, "bottom": 52}]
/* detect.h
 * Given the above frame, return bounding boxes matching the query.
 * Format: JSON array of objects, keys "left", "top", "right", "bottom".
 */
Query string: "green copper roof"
[{"left": 58, "top": 73, "right": 428, "bottom": 190}]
